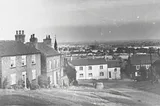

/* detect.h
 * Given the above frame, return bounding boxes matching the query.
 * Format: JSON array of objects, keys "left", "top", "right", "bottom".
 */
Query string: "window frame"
[
  {"left": 100, "top": 72, "right": 104, "bottom": 76},
  {"left": 21, "top": 55, "right": 26, "bottom": 66},
  {"left": 79, "top": 66, "right": 83, "bottom": 70},
  {"left": 49, "top": 61, "right": 52, "bottom": 70},
  {"left": 88, "top": 73, "right": 93, "bottom": 77},
  {"left": 79, "top": 73, "right": 84, "bottom": 77},
  {"left": 10, "top": 56, "right": 16, "bottom": 68},
  {"left": 31, "top": 55, "right": 36, "bottom": 65},
  {"left": 100, "top": 65, "right": 103, "bottom": 69},
  {"left": 32, "top": 69, "right": 36, "bottom": 80},
  {"left": 88, "top": 66, "right": 92, "bottom": 70},
  {"left": 11, "top": 73, "right": 16, "bottom": 85},
  {"left": 136, "top": 65, "right": 140, "bottom": 70}
]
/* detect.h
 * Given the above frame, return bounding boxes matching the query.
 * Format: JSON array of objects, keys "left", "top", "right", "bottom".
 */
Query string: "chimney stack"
[
  {"left": 43, "top": 35, "right": 52, "bottom": 46},
  {"left": 15, "top": 30, "right": 25, "bottom": 43}
]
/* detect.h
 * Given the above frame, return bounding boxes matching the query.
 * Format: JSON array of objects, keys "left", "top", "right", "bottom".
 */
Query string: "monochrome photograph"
[{"left": 0, "top": 0, "right": 160, "bottom": 106}]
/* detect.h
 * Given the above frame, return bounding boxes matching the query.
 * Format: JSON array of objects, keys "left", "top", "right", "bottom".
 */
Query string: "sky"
[{"left": 0, "top": 0, "right": 160, "bottom": 43}]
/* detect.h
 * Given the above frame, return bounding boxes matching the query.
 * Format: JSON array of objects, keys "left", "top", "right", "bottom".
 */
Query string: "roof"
[
  {"left": 70, "top": 58, "right": 120, "bottom": 68},
  {"left": 153, "top": 59, "right": 160, "bottom": 66},
  {"left": 130, "top": 54, "right": 160, "bottom": 65},
  {"left": 36, "top": 43, "right": 60, "bottom": 57},
  {"left": 106, "top": 60, "right": 120, "bottom": 68},
  {"left": 0, "top": 41, "right": 40, "bottom": 57},
  {"left": 70, "top": 58, "right": 107, "bottom": 66}
]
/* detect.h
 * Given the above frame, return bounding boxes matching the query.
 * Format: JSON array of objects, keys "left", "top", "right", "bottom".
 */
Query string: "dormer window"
[
  {"left": 21, "top": 55, "right": 26, "bottom": 66},
  {"left": 31, "top": 55, "right": 36, "bottom": 64},
  {"left": 10, "top": 56, "right": 16, "bottom": 68}
]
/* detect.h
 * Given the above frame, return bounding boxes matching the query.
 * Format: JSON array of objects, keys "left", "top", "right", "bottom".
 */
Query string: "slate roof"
[
  {"left": 70, "top": 58, "right": 120, "bottom": 68},
  {"left": 36, "top": 43, "right": 60, "bottom": 57},
  {"left": 70, "top": 58, "right": 107, "bottom": 66},
  {"left": 107, "top": 60, "right": 120, "bottom": 68},
  {"left": 130, "top": 54, "right": 160, "bottom": 65},
  {"left": 0, "top": 41, "right": 40, "bottom": 57}
]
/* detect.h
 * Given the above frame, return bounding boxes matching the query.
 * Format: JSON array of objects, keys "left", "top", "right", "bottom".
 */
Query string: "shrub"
[
  {"left": 17, "top": 79, "right": 25, "bottom": 89},
  {"left": 38, "top": 75, "right": 49, "bottom": 88},
  {"left": 2, "top": 77, "right": 9, "bottom": 89},
  {"left": 30, "top": 79, "right": 39, "bottom": 90}
]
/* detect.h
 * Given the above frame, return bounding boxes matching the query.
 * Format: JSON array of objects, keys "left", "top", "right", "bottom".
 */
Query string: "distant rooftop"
[{"left": 70, "top": 58, "right": 120, "bottom": 68}]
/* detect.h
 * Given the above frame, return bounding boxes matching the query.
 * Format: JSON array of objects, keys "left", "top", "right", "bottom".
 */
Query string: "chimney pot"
[
  {"left": 16, "top": 30, "right": 18, "bottom": 35},
  {"left": 22, "top": 30, "right": 24, "bottom": 35},
  {"left": 19, "top": 30, "right": 21, "bottom": 35}
]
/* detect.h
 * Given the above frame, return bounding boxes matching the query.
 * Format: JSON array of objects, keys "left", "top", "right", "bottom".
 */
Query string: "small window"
[
  {"left": 136, "top": 65, "right": 140, "bottom": 70},
  {"left": 146, "top": 65, "right": 150, "bottom": 69},
  {"left": 49, "top": 75, "right": 53, "bottom": 84},
  {"left": 11, "top": 73, "right": 16, "bottom": 85},
  {"left": 21, "top": 55, "right": 26, "bottom": 66},
  {"left": 31, "top": 55, "right": 36, "bottom": 64},
  {"left": 79, "top": 66, "right": 83, "bottom": 70},
  {"left": 53, "top": 60, "right": 56, "bottom": 68},
  {"left": 135, "top": 71, "right": 140, "bottom": 77},
  {"left": 100, "top": 72, "right": 104, "bottom": 76},
  {"left": 88, "top": 66, "right": 92, "bottom": 70},
  {"left": 88, "top": 73, "right": 92, "bottom": 77},
  {"left": 55, "top": 60, "right": 57, "bottom": 68},
  {"left": 10, "top": 56, "right": 16, "bottom": 68},
  {"left": 79, "top": 74, "right": 84, "bottom": 77},
  {"left": 32, "top": 70, "right": 36, "bottom": 80},
  {"left": 100, "top": 65, "right": 103, "bottom": 69},
  {"left": 49, "top": 61, "right": 52, "bottom": 70}
]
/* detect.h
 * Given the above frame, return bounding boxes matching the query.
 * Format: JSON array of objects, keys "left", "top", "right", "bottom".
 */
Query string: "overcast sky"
[{"left": 0, "top": 0, "right": 160, "bottom": 42}]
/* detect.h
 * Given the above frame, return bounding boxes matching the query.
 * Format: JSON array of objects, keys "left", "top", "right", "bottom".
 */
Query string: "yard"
[{"left": 0, "top": 79, "right": 160, "bottom": 106}]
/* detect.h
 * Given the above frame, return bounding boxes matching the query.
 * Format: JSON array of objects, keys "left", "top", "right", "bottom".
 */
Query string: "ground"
[{"left": 1, "top": 80, "right": 160, "bottom": 106}]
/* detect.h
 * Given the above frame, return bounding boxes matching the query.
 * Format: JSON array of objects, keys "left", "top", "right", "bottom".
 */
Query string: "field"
[{"left": 0, "top": 80, "right": 160, "bottom": 106}]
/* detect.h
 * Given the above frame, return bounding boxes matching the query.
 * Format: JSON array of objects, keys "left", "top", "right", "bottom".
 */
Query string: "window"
[
  {"left": 100, "top": 65, "right": 103, "bottom": 69},
  {"left": 100, "top": 72, "right": 104, "bottom": 76},
  {"left": 49, "top": 61, "right": 52, "bottom": 70},
  {"left": 11, "top": 73, "right": 16, "bottom": 85},
  {"left": 55, "top": 60, "right": 57, "bottom": 68},
  {"left": 79, "top": 74, "right": 84, "bottom": 77},
  {"left": 79, "top": 66, "right": 83, "bottom": 70},
  {"left": 88, "top": 73, "right": 92, "bottom": 77},
  {"left": 21, "top": 55, "right": 26, "bottom": 66},
  {"left": 109, "top": 72, "right": 111, "bottom": 78},
  {"left": 10, "top": 56, "right": 16, "bottom": 68},
  {"left": 88, "top": 66, "right": 92, "bottom": 70},
  {"left": 53, "top": 60, "right": 56, "bottom": 69},
  {"left": 32, "top": 70, "right": 36, "bottom": 80},
  {"left": 146, "top": 65, "right": 150, "bottom": 69},
  {"left": 57, "top": 60, "right": 60, "bottom": 68},
  {"left": 136, "top": 65, "right": 140, "bottom": 70},
  {"left": 135, "top": 71, "right": 140, "bottom": 77},
  {"left": 49, "top": 75, "right": 53, "bottom": 84},
  {"left": 31, "top": 55, "right": 36, "bottom": 64}
]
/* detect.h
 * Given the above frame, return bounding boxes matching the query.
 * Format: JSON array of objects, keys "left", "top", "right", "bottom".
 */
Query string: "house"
[
  {"left": 128, "top": 54, "right": 160, "bottom": 80},
  {"left": 27, "top": 34, "right": 63, "bottom": 87},
  {"left": 69, "top": 58, "right": 121, "bottom": 80},
  {"left": 0, "top": 30, "right": 41, "bottom": 88},
  {"left": 107, "top": 60, "right": 121, "bottom": 80}
]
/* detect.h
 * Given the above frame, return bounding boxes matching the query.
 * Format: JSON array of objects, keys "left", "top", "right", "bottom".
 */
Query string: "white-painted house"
[{"left": 69, "top": 58, "right": 121, "bottom": 80}]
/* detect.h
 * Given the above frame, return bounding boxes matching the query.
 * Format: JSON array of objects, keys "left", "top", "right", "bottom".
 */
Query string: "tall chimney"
[
  {"left": 15, "top": 30, "right": 25, "bottom": 43},
  {"left": 43, "top": 35, "right": 52, "bottom": 46}
]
